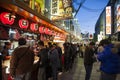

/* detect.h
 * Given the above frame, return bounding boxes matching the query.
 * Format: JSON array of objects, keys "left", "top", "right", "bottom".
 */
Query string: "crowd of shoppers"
[
  {"left": 0, "top": 37, "right": 120, "bottom": 80},
  {"left": 63, "top": 42, "right": 78, "bottom": 72}
]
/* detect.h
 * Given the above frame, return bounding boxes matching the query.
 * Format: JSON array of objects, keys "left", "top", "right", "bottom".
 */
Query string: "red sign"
[
  {"left": 19, "top": 19, "right": 29, "bottom": 29},
  {"left": 0, "top": 12, "right": 15, "bottom": 25},
  {"left": 44, "top": 28, "right": 50, "bottom": 35},
  {"left": 39, "top": 26, "right": 44, "bottom": 33},
  {"left": 30, "top": 23, "right": 38, "bottom": 31},
  {"left": 49, "top": 29, "right": 53, "bottom": 35}
]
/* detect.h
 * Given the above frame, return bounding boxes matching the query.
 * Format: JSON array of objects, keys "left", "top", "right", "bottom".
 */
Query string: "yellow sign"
[
  {"left": 106, "top": 6, "right": 111, "bottom": 34},
  {"left": 51, "top": 0, "right": 73, "bottom": 21}
]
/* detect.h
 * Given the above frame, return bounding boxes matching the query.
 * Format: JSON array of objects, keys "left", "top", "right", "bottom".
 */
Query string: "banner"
[
  {"left": 116, "top": 5, "right": 120, "bottom": 32},
  {"left": 106, "top": 6, "right": 111, "bottom": 34}
]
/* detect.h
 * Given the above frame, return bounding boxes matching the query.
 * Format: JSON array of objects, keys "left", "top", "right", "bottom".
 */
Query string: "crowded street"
[
  {"left": 59, "top": 57, "right": 120, "bottom": 80},
  {"left": 0, "top": 0, "right": 120, "bottom": 80}
]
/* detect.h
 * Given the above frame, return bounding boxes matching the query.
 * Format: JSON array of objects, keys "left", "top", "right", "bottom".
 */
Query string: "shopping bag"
[{"left": 8, "top": 75, "right": 13, "bottom": 80}]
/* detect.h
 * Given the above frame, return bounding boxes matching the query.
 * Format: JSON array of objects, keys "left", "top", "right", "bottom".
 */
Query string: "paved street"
[{"left": 59, "top": 57, "right": 120, "bottom": 80}]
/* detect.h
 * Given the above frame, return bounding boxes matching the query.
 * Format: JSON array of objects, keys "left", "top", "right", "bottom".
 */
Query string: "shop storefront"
[{"left": 0, "top": 0, "right": 68, "bottom": 79}]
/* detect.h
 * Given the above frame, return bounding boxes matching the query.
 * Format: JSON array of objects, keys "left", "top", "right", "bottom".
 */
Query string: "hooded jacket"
[{"left": 97, "top": 44, "right": 120, "bottom": 74}]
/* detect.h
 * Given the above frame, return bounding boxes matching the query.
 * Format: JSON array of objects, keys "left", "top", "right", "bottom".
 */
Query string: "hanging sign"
[
  {"left": 19, "top": 19, "right": 29, "bottom": 29},
  {"left": 30, "top": 23, "right": 38, "bottom": 31},
  {"left": 39, "top": 26, "right": 44, "bottom": 33},
  {"left": 0, "top": 12, "right": 15, "bottom": 25},
  {"left": 44, "top": 28, "right": 50, "bottom": 35},
  {"left": 106, "top": 6, "right": 111, "bottom": 34},
  {"left": 48, "top": 29, "right": 51, "bottom": 35}
]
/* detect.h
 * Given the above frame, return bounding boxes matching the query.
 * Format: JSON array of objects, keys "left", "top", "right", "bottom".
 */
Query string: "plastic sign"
[
  {"left": 0, "top": 12, "right": 15, "bottom": 25},
  {"left": 19, "top": 19, "right": 29, "bottom": 29}
]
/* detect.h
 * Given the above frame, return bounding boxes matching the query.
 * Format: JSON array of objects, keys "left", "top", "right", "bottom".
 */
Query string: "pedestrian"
[
  {"left": 10, "top": 37, "right": 34, "bottom": 80},
  {"left": 97, "top": 39, "right": 120, "bottom": 80},
  {"left": 37, "top": 40, "right": 49, "bottom": 80},
  {"left": 48, "top": 44, "right": 60, "bottom": 80},
  {"left": 79, "top": 44, "right": 83, "bottom": 58},
  {"left": 63, "top": 42, "right": 71, "bottom": 72},
  {"left": 53, "top": 43, "right": 63, "bottom": 72},
  {"left": 84, "top": 42, "right": 95, "bottom": 80},
  {"left": 1, "top": 42, "right": 11, "bottom": 62}
]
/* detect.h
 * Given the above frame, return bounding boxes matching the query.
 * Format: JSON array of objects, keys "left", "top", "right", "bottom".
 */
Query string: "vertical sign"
[
  {"left": 89, "top": 34, "right": 93, "bottom": 39},
  {"left": 117, "top": 5, "right": 120, "bottom": 32},
  {"left": 51, "top": 0, "right": 72, "bottom": 20},
  {"left": 51, "top": 0, "right": 59, "bottom": 15},
  {"left": 106, "top": 6, "right": 111, "bottom": 34}
]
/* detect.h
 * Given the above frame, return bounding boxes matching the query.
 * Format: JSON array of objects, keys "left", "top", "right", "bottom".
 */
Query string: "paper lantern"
[
  {"left": 19, "top": 19, "right": 29, "bottom": 29},
  {"left": 49, "top": 30, "right": 53, "bottom": 35},
  {"left": 0, "top": 12, "right": 15, "bottom": 25},
  {"left": 30, "top": 23, "right": 38, "bottom": 31},
  {"left": 44, "top": 28, "right": 50, "bottom": 34},
  {"left": 39, "top": 26, "right": 44, "bottom": 33}
]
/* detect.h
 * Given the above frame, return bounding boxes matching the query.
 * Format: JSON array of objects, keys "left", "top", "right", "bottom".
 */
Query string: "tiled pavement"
[{"left": 59, "top": 57, "right": 120, "bottom": 80}]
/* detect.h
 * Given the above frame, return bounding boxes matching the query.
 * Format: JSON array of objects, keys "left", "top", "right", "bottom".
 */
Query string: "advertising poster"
[
  {"left": 116, "top": 4, "right": 120, "bottom": 32},
  {"left": 106, "top": 6, "right": 111, "bottom": 34},
  {"left": 51, "top": 0, "right": 73, "bottom": 21}
]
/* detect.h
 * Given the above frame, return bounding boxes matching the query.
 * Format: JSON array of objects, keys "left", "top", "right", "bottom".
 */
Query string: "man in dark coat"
[
  {"left": 37, "top": 41, "right": 49, "bottom": 80},
  {"left": 53, "top": 43, "right": 62, "bottom": 72},
  {"left": 48, "top": 44, "right": 60, "bottom": 80},
  {"left": 84, "top": 42, "right": 95, "bottom": 80}
]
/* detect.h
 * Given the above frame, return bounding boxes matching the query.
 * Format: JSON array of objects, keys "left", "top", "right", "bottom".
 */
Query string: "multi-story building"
[{"left": 95, "top": 0, "right": 120, "bottom": 42}]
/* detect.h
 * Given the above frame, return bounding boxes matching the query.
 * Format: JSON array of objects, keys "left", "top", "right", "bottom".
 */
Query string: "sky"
[{"left": 74, "top": 0, "right": 109, "bottom": 34}]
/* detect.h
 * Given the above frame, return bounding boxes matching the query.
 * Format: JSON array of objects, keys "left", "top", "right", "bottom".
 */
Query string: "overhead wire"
[
  {"left": 74, "top": 0, "right": 86, "bottom": 17},
  {"left": 73, "top": 0, "right": 105, "bottom": 17},
  {"left": 81, "top": 5, "right": 104, "bottom": 12}
]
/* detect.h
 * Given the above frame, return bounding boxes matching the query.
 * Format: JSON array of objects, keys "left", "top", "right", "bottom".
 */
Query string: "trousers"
[{"left": 14, "top": 72, "right": 31, "bottom": 80}]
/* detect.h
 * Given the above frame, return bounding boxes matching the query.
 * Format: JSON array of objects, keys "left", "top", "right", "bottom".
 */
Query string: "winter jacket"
[
  {"left": 84, "top": 46, "right": 95, "bottom": 65},
  {"left": 10, "top": 45, "right": 34, "bottom": 77},
  {"left": 38, "top": 48, "right": 49, "bottom": 67},
  {"left": 97, "top": 44, "right": 120, "bottom": 74},
  {"left": 48, "top": 49, "right": 60, "bottom": 68}
]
